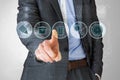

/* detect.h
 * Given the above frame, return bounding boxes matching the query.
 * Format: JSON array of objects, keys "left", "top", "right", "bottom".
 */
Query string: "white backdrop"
[{"left": 0, "top": 0, "right": 119, "bottom": 80}]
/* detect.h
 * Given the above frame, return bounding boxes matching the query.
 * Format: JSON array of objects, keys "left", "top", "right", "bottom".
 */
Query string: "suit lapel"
[
  {"left": 73, "top": 0, "right": 82, "bottom": 21},
  {"left": 73, "top": 0, "right": 90, "bottom": 55},
  {"left": 49, "top": 0, "right": 63, "bottom": 20}
]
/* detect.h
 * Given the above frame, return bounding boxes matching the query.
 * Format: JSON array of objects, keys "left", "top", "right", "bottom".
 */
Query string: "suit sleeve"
[
  {"left": 90, "top": 0, "right": 104, "bottom": 78},
  {"left": 17, "top": 0, "right": 43, "bottom": 54}
]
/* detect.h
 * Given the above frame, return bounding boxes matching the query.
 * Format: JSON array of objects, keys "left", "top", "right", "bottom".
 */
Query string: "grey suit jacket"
[{"left": 17, "top": 0, "right": 104, "bottom": 80}]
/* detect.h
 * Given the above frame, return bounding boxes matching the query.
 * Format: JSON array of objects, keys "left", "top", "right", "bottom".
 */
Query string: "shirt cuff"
[{"left": 95, "top": 73, "right": 101, "bottom": 80}]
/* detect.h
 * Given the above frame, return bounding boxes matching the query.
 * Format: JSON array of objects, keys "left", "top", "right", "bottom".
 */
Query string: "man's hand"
[{"left": 35, "top": 30, "right": 61, "bottom": 63}]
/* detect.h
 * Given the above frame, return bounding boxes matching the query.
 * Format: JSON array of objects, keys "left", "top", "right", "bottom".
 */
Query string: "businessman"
[{"left": 17, "top": 0, "right": 104, "bottom": 80}]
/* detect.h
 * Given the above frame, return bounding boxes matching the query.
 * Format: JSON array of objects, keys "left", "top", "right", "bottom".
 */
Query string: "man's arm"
[
  {"left": 90, "top": 0, "right": 104, "bottom": 80},
  {"left": 17, "top": 0, "right": 61, "bottom": 62},
  {"left": 92, "top": 38, "right": 104, "bottom": 80},
  {"left": 17, "top": 0, "right": 42, "bottom": 54}
]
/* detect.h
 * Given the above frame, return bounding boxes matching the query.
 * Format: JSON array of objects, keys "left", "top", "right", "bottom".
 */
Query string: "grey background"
[{"left": 0, "top": 0, "right": 119, "bottom": 80}]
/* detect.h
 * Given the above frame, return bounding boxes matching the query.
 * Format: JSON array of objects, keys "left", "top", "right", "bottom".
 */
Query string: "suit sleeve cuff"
[{"left": 95, "top": 73, "right": 101, "bottom": 80}]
